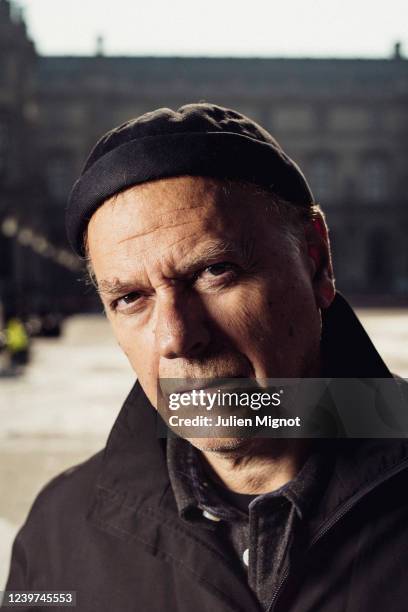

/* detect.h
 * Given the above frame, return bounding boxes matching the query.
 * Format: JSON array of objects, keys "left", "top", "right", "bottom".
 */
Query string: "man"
[{"left": 3, "top": 103, "right": 408, "bottom": 611}]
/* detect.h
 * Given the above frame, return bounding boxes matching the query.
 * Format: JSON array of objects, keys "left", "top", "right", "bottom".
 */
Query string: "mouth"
[{"left": 161, "top": 375, "right": 251, "bottom": 396}]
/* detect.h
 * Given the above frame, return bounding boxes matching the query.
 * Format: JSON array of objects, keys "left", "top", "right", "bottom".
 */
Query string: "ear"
[{"left": 304, "top": 211, "right": 336, "bottom": 310}]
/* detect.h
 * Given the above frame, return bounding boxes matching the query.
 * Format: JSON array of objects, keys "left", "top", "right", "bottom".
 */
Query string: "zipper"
[{"left": 266, "top": 456, "right": 408, "bottom": 612}]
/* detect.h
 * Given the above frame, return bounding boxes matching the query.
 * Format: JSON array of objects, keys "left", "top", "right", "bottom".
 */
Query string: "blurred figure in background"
[{"left": 2, "top": 317, "right": 30, "bottom": 374}]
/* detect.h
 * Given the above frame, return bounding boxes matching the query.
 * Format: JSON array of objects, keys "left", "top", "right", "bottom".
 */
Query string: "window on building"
[
  {"left": 46, "top": 153, "right": 74, "bottom": 202},
  {"left": 362, "top": 157, "right": 389, "bottom": 203},
  {"left": 308, "top": 156, "right": 335, "bottom": 202},
  {"left": 273, "top": 108, "right": 314, "bottom": 131},
  {"left": 329, "top": 108, "right": 371, "bottom": 131}
]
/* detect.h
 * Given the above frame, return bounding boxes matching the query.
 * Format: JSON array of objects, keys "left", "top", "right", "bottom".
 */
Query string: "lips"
[{"left": 161, "top": 375, "right": 250, "bottom": 396}]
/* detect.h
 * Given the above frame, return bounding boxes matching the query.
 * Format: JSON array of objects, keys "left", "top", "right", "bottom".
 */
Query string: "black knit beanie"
[{"left": 66, "top": 102, "right": 314, "bottom": 256}]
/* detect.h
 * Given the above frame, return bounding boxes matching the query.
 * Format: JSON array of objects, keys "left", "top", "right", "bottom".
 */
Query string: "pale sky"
[{"left": 18, "top": 0, "right": 407, "bottom": 58}]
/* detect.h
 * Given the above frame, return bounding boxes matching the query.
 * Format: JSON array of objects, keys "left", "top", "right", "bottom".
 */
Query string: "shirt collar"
[{"left": 167, "top": 435, "right": 334, "bottom": 524}]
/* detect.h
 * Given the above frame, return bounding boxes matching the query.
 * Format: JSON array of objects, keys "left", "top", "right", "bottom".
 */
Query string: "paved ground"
[
  {"left": 1, "top": 309, "right": 408, "bottom": 586},
  {"left": 0, "top": 315, "right": 134, "bottom": 586}
]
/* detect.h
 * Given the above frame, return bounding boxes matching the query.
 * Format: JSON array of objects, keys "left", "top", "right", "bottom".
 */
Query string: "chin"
[{"left": 187, "top": 436, "right": 251, "bottom": 454}]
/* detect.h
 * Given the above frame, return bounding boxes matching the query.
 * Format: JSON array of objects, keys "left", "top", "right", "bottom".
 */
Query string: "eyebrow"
[
  {"left": 97, "top": 236, "right": 255, "bottom": 299},
  {"left": 97, "top": 278, "right": 143, "bottom": 298}
]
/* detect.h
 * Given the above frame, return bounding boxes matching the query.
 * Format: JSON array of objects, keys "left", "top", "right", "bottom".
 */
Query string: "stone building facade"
[
  {"left": 1, "top": 0, "right": 407, "bottom": 317},
  {"left": 0, "top": 0, "right": 83, "bottom": 319}
]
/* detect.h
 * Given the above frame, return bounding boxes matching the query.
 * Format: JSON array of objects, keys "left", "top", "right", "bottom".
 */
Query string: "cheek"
[
  {"left": 205, "top": 285, "right": 275, "bottom": 354},
  {"left": 202, "top": 284, "right": 265, "bottom": 336},
  {"left": 259, "top": 277, "right": 321, "bottom": 374},
  {"left": 109, "top": 317, "right": 158, "bottom": 384},
  {"left": 208, "top": 271, "right": 320, "bottom": 376}
]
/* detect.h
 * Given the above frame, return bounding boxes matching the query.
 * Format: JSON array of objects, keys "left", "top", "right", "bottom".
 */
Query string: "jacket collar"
[{"left": 321, "top": 291, "right": 391, "bottom": 378}]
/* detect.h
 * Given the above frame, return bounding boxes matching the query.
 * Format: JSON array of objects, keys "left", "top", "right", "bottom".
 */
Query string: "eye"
[
  {"left": 121, "top": 292, "right": 140, "bottom": 304},
  {"left": 194, "top": 262, "right": 239, "bottom": 288},
  {"left": 205, "top": 262, "right": 235, "bottom": 276},
  {"left": 111, "top": 291, "right": 142, "bottom": 312}
]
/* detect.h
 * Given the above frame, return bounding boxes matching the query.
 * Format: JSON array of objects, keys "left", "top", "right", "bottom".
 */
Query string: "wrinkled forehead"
[{"left": 86, "top": 176, "right": 268, "bottom": 257}]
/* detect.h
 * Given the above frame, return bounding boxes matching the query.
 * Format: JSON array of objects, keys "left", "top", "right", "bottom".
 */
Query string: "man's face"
[{"left": 87, "top": 176, "right": 335, "bottom": 451}]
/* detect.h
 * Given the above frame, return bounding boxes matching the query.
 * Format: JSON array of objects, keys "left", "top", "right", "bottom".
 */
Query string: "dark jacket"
[{"left": 4, "top": 294, "right": 408, "bottom": 612}]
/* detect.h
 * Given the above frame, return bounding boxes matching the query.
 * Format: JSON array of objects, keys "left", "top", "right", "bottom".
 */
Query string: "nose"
[{"left": 154, "top": 290, "right": 210, "bottom": 359}]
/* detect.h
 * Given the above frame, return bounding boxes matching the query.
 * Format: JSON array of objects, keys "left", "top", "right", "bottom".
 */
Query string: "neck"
[{"left": 200, "top": 439, "right": 310, "bottom": 495}]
